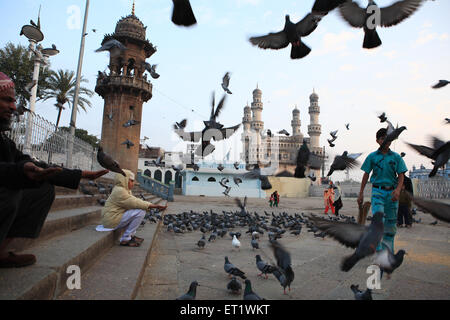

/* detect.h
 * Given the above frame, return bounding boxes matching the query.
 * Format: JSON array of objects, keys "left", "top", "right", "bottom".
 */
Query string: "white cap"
[{"left": 129, "top": 172, "right": 135, "bottom": 181}]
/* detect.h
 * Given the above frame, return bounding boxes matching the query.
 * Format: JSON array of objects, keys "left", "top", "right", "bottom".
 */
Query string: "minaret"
[
  {"left": 251, "top": 85, "right": 264, "bottom": 163},
  {"left": 308, "top": 89, "right": 322, "bottom": 155},
  {"left": 241, "top": 102, "right": 252, "bottom": 163},
  {"left": 95, "top": 6, "right": 157, "bottom": 174},
  {"left": 291, "top": 105, "right": 302, "bottom": 138}
]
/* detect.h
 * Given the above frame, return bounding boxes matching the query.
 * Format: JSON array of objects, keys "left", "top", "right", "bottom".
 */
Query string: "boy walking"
[{"left": 357, "top": 128, "right": 407, "bottom": 252}]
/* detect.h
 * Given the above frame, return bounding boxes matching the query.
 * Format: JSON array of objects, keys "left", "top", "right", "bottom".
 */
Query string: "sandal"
[
  {"left": 120, "top": 238, "right": 141, "bottom": 247},
  {"left": 131, "top": 236, "right": 144, "bottom": 244}
]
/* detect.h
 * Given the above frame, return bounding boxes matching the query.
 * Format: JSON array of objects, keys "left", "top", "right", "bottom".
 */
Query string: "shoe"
[
  {"left": 131, "top": 236, "right": 144, "bottom": 244},
  {"left": 0, "top": 252, "right": 36, "bottom": 268}
]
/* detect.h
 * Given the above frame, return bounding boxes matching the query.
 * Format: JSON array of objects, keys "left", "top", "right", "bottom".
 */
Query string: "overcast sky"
[{"left": 1, "top": 0, "right": 449, "bottom": 182}]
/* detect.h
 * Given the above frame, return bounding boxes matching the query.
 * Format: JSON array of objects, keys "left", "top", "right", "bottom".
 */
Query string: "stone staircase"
[{"left": 0, "top": 178, "right": 167, "bottom": 300}]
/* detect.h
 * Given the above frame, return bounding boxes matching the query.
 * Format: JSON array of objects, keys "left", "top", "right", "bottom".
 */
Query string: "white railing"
[{"left": 5, "top": 111, "right": 96, "bottom": 170}]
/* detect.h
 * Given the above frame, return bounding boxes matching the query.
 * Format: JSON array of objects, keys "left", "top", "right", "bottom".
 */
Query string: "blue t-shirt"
[{"left": 361, "top": 149, "right": 408, "bottom": 187}]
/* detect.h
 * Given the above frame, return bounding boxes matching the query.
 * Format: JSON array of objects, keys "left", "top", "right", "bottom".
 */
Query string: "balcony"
[{"left": 95, "top": 75, "right": 153, "bottom": 101}]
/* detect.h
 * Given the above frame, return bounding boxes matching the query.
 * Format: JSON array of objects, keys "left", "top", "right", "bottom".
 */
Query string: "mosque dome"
[
  {"left": 310, "top": 90, "right": 319, "bottom": 102},
  {"left": 114, "top": 14, "right": 147, "bottom": 41}
]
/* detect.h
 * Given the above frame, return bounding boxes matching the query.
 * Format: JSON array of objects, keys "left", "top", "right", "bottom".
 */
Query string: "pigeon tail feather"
[
  {"left": 290, "top": 41, "right": 311, "bottom": 59},
  {"left": 341, "top": 252, "right": 359, "bottom": 272},
  {"left": 363, "top": 29, "right": 382, "bottom": 49}
]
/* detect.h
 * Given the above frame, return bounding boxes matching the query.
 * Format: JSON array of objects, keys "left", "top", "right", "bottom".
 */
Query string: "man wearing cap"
[{"left": 0, "top": 72, "right": 109, "bottom": 268}]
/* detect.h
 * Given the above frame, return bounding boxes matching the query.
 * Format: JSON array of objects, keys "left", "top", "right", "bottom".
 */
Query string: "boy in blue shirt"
[{"left": 357, "top": 128, "right": 408, "bottom": 252}]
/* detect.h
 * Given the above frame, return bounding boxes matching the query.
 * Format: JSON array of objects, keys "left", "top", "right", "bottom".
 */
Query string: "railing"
[
  {"left": 137, "top": 171, "right": 174, "bottom": 202},
  {"left": 5, "top": 111, "right": 96, "bottom": 170}
]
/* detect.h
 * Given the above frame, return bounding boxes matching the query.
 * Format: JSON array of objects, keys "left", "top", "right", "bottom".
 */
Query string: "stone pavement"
[{"left": 135, "top": 195, "right": 450, "bottom": 300}]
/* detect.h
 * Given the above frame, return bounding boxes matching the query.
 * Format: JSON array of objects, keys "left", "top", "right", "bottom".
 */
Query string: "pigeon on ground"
[
  {"left": 243, "top": 164, "right": 272, "bottom": 190},
  {"left": 373, "top": 246, "right": 407, "bottom": 278},
  {"left": 176, "top": 281, "right": 199, "bottom": 300},
  {"left": 378, "top": 112, "right": 387, "bottom": 123},
  {"left": 380, "top": 121, "right": 407, "bottom": 150},
  {"left": 97, "top": 146, "right": 125, "bottom": 176},
  {"left": 235, "top": 196, "right": 248, "bottom": 217},
  {"left": 327, "top": 151, "right": 361, "bottom": 176},
  {"left": 227, "top": 277, "right": 242, "bottom": 294},
  {"left": 350, "top": 284, "right": 372, "bottom": 300},
  {"left": 143, "top": 62, "right": 160, "bottom": 79},
  {"left": 97, "top": 198, "right": 106, "bottom": 206},
  {"left": 251, "top": 235, "right": 259, "bottom": 250},
  {"left": 270, "top": 240, "right": 295, "bottom": 294},
  {"left": 255, "top": 255, "right": 277, "bottom": 279},
  {"left": 79, "top": 183, "right": 94, "bottom": 196},
  {"left": 430, "top": 220, "right": 438, "bottom": 226},
  {"left": 249, "top": 13, "right": 321, "bottom": 59},
  {"left": 431, "top": 80, "right": 449, "bottom": 89},
  {"left": 197, "top": 234, "right": 206, "bottom": 249},
  {"left": 232, "top": 235, "right": 241, "bottom": 251},
  {"left": 224, "top": 256, "right": 246, "bottom": 279},
  {"left": 208, "top": 231, "right": 217, "bottom": 242},
  {"left": 243, "top": 279, "right": 264, "bottom": 300},
  {"left": 278, "top": 129, "right": 290, "bottom": 136},
  {"left": 312, "top": 0, "right": 348, "bottom": 15},
  {"left": 171, "top": 0, "right": 197, "bottom": 27},
  {"left": 123, "top": 119, "right": 140, "bottom": 127},
  {"left": 222, "top": 72, "right": 232, "bottom": 94},
  {"left": 95, "top": 39, "right": 127, "bottom": 53},
  {"left": 338, "top": 0, "right": 425, "bottom": 49},
  {"left": 121, "top": 139, "right": 134, "bottom": 149},
  {"left": 410, "top": 196, "right": 450, "bottom": 223},
  {"left": 406, "top": 137, "right": 450, "bottom": 177}
]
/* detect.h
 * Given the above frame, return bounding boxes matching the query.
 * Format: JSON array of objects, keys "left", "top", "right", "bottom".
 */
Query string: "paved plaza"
[{"left": 136, "top": 196, "right": 450, "bottom": 300}]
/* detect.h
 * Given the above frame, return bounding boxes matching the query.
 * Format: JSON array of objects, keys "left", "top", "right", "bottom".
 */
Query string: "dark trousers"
[
  {"left": 0, "top": 183, "right": 55, "bottom": 245},
  {"left": 333, "top": 198, "right": 343, "bottom": 216},
  {"left": 397, "top": 204, "right": 411, "bottom": 226}
]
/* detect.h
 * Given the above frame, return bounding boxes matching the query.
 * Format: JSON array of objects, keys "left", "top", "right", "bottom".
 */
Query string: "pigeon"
[
  {"left": 97, "top": 198, "right": 106, "bottom": 206},
  {"left": 330, "top": 130, "right": 338, "bottom": 140},
  {"left": 327, "top": 151, "right": 361, "bottom": 176},
  {"left": 208, "top": 231, "right": 217, "bottom": 242},
  {"left": 270, "top": 240, "right": 294, "bottom": 294},
  {"left": 171, "top": 0, "right": 197, "bottom": 27},
  {"left": 143, "top": 62, "right": 160, "bottom": 79},
  {"left": 227, "top": 277, "right": 242, "bottom": 294},
  {"left": 278, "top": 129, "right": 290, "bottom": 136},
  {"left": 380, "top": 121, "right": 407, "bottom": 150},
  {"left": 410, "top": 196, "right": 450, "bottom": 223},
  {"left": 255, "top": 255, "right": 277, "bottom": 279},
  {"left": 267, "top": 129, "right": 273, "bottom": 137},
  {"left": 251, "top": 236, "right": 259, "bottom": 250},
  {"left": 79, "top": 183, "right": 94, "bottom": 196},
  {"left": 406, "top": 137, "right": 449, "bottom": 177},
  {"left": 173, "top": 119, "right": 187, "bottom": 130},
  {"left": 308, "top": 212, "right": 384, "bottom": 272},
  {"left": 217, "top": 164, "right": 225, "bottom": 171},
  {"left": 176, "top": 281, "right": 199, "bottom": 300},
  {"left": 338, "top": 0, "right": 425, "bottom": 49},
  {"left": 444, "top": 118, "right": 450, "bottom": 125},
  {"left": 312, "top": 0, "right": 348, "bottom": 15},
  {"left": 243, "top": 280, "right": 264, "bottom": 300},
  {"left": 345, "top": 123, "right": 350, "bottom": 130},
  {"left": 24, "top": 80, "right": 38, "bottom": 95},
  {"left": 235, "top": 196, "right": 248, "bottom": 217},
  {"left": 294, "top": 140, "right": 323, "bottom": 179},
  {"left": 350, "top": 284, "right": 372, "bottom": 300},
  {"left": 307, "top": 171, "right": 317, "bottom": 182},
  {"left": 249, "top": 13, "right": 321, "bottom": 60},
  {"left": 232, "top": 235, "right": 241, "bottom": 251},
  {"left": 431, "top": 80, "right": 449, "bottom": 89},
  {"left": 378, "top": 112, "right": 387, "bottom": 123},
  {"left": 95, "top": 39, "right": 127, "bottom": 53},
  {"left": 152, "top": 156, "right": 163, "bottom": 167},
  {"left": 400, "top": 152, "right": 406, "bottom": 157},
  {"left": 233, "top": 177, "right": 242, "bottom": 186},
  {"left": 123, "top": 119, "right": 140, "bottom": 127},
  {"left": 107, "top": 110, "right": 113, "bottom": 121},
  {"left": 97, "top": 146, "right": 125, "bottom": 176},
  {"left": 243, "top": 164, "right": 272, "bottom": 190},
  {"left": 327, "top": 139, "right": 335, "bottom": 147},
  {"left": 222, "top": 72, "right": 232, "bottom": 94},
  {"left": 220, "top": 177, "right": 230, "bottom": 188},
  {"left": 172, "top": 164, "right": 184, "bottom": 173},
  {"left": 197, "top": 234, "right": 206, "bottom": 249},
  {"left": 224, "top": 256, "right": 246, "bottom": 279},
  {"left": 430, "top": 220, "right": 438, "bottom": 226},
  {"left": 233, "top": 162, "right": 240, "bottom": 170},
  {"left": 121, "top": 139, "right": 134, "bottom": 149},
  {"left": 192, "top": 163, "right": 200, "bottom": 171},
  {"left": 373, "top": 246, "right": 407, "bottom": 278}
]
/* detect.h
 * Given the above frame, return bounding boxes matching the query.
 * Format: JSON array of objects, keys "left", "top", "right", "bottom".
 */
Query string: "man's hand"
[
  {"left": 81, "top": 169, "right": 109, "bottom": 180},
  {"left": 23, "top": 161, "right": 63, "bottom": 182},
  {"left": 391, "top": 189, "right": 401, "bottom": 202},
  {"left": 357, "top": 193, "right": 364, "bottom": 206}
]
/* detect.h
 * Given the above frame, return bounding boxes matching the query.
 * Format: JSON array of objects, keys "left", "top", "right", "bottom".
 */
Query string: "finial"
[
  {"left": 132, "top": 0, "right": 135, "bottom": 15},
  {"left": 256, "top": 82, "right": 258, "bottom": 89},
  {"left": 37, "top": 4, "right": 41, "bottom": 29}
]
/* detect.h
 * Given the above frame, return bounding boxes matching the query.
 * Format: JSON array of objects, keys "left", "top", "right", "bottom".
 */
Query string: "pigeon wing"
[
  {"left": 295, "top": 13, "right": 320, "bottom": 37},
  {"left": 406, "top": 142, "right": 435, "bottom": 159},
  {"left": 412, "top": 196, "right": 450, "bottom": 223},
  {"left": 215, "top": 123, "right": 241, "bottom": 141},
  {"left": 270, "top": 241, "right": 291, "bottom": 270},
  {"left": 222, "top": 72, "right": 230, "bottom": 88},
  {"left": 249, "top": 31, "right": 290, "bottom": 50},
  {"left": 307, "top": 153, "right": 323, "bottom": 170},
  {"left": 338, "top": 1, "right": 366, "bottom": 28},
  {"left": 380, "top": 0, "right": 424, "bottom": 27},
  {"left": 214, "top": 94, "right": 227, "bottom": 120}
]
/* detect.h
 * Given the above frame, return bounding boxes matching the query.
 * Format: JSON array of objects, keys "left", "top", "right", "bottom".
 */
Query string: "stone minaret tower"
[
  {"left": 291, "top": 105, "right": 302, "bottom": 138},
  {"left": 95, "top": 5, "right": 156, "bottom": 174},
  {"left": 241, "top": 102, "right": 252, "bottom": 163},
  {"left": 250, "top": 85, "right": 264, "bottom": 164},
  {"left": 308, "top": 89, "right": 323, "bottom": 182}
]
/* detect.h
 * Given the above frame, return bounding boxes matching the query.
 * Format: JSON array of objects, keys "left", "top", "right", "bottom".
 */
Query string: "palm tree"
[{"left": 40, "top": 69, "right": 94, "bottom": 129}]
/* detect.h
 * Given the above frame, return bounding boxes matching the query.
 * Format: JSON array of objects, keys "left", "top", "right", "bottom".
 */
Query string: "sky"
[{"left": 1, "top": 0, "right": 449, "bottom": 182}]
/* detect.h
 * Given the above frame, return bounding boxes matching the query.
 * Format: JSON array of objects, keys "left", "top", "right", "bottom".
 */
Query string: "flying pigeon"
[
  {"left": 153, "top": 156, "right": 163, "bottom": 167},
  {"left": 97, "top": 146, "right": 125, "bottom": 176},
  {"left": 224, "top": 256, "right": 246, "bottom": 279},
  {"left": 217, "top": 164, "right": 225, "bottom": 171},
  {"left": 378, "top": 112, "right": 387, "bottom": 123},
  {"left": 444, "top": 118, "right": 450, "bottom": 124},
  {"left": 172, "top": 164, "right": 184, "bottom": 173},
  {"left": 249, "top": 13, "right": 322, "bottom": 59},
  {"left": 345, "top": 123, "right": 350, "bottom": 130},
  {"left": 192, "top": 163, "right": 200, "bottom": 171},
  {"left": 227, "top": 277, "right": 242, "bottom": 294},
  {"left": 307, "top": 171, "right": 317, "bottom": 182},
  {"left": 121, "top": 139, "right": 134, "bottom": 149},
  {"left": 330, "top": 130, "right": 338, "bottom": 140},
  {"left": 312, "top": 0, "right": 348, "bottom": 15},
  {"left": 233, "top": 162, "right": 240, "bottom": 170},
  {"left": 255, "top": 255, "right": 277, "bottom": 279},
  {"left": 243, "top": 279, "right": 264, "bottom": 300},
  {"left": 123, "top": 119, "right": 140, "bottom": 127},
  {"left": 410, "top": 196, "right": 450, "bottom": 223},
  {"left": 338, "top": 0, "right": 425, "bottom": 49},
  {"left": 431, "top": 80, "right": 449, "bottom": 89},
  {"left": 406, "top": 137, "right": 449, "bottom": 177},
  {"left": 176, "top": 281, "right": 199, "bottom": 300},
  {"left": 95, "top": 39, "right": 127, "bottom": 53},
  {"left": 171, "top": 0, "right": 197, "bottom": 27},
  {"left": 233, "top": 177, "right": 242, "bottom": 186},
  {"left": 327, "top": 139, "right": 335, "bottom": 147},
  {"left": 400, "top": 152, "right": 406, "bottom": 157},
  {"left": 219, "top": 177, "right": 230, "bottom": 188},
  {"left": 222, "top": 72, "right": 232, "bottom": 94},
  {"left": 270, "top": 240, "right": 295, "bottom": 294},
  {"left": 350, "top": 284, "right": 372, "bottom": 300},
  {"left": 243, "top": 164, "right": 273, "bottom": 190},
  {"left": 278, "top": 129, "right": 290, "bottom": 136},
  {"left": 327, "top": 151, "right": 361, "bottom": 176},
  {"left": 295, "top": 140, "right": 323, "bottom": 178},
  {"left": 143, "top": 62, "right": 160, "bottom": 79},
  {"left": 173, "top": 119, "right": 187, "bottom": 130},
  {"left": 380, "top": 121, "right": 407, "bottom": 150}
]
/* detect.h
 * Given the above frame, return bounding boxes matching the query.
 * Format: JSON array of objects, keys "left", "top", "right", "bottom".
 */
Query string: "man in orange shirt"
[{"left": 324, "top": 182, "right": 335, "bottom": 215}]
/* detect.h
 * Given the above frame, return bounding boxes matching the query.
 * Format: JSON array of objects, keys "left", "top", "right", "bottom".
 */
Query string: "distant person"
[
  {"left": 0, "top": 72, "right": 109, "bottom": 268},
  {"left": 274, "top": 191, "right": 280, "bottom": 207},
  {"left": 357, "top": 128, "right": 407, "bottom": 253},
  {"left": 333, "top": 181, "right": 343, "bottom": 216},
  {"left": 269, "top": 192, "right": 274, "bottom": 207},
  {"left": 324, "top": 182, "right": 335, "bottom": 215},
  {"left": 96, "top": 170, "right": 167, "bottom": 247}
]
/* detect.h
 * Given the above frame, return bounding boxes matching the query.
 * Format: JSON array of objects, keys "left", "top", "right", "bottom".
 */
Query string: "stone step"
[{"left": 0, "top": 225, "right": 120, "bottom": 300}]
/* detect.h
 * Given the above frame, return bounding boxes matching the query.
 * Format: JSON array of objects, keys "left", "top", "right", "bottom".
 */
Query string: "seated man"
[
  {"left": 96, "top": 170, "right": 167, "bottom": 247},
  {"left": 0, "top": 72, "right": 109, "bottom": 268}
]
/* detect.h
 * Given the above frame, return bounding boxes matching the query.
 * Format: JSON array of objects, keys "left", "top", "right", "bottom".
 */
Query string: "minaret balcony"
[
  {"left": 95, "top": 75, "right": 152, "bottom": 101},
  {"left": 307, "top": 124, "right": 321, "bottom": 135},
  {"left": 308, "top": 106, "right": 320, "bottom": 113}
]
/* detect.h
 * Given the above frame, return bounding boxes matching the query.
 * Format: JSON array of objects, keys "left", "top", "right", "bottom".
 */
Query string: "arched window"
[
  {"left": 144, "top": 169, "right": 151, "bottom": 178},
  {"left": 175, "top": 171, "right": 183, "bottom": 188},
  {"left": 192, "top": 176, "right": 199, "bottom": 181},
  {"left": 207, "top": 177, "right": 216, "bottom": 182},
  {"left": 164, "top": 171, "right": 173, "bottom": 185},
  {"left": 154, "top": 170, "right": 162, "bottom": 182}
]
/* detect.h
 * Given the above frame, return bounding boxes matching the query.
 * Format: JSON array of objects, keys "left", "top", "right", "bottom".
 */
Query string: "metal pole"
[{"left": 67, "top": 0, "right": 90, "bottom": 168}]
